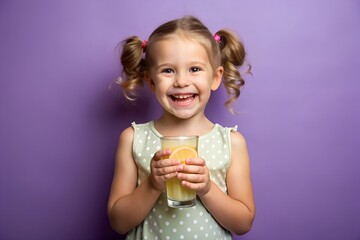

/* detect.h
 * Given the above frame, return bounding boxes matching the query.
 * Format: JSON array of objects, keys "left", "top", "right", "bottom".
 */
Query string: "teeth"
[{"left": 173, "top": 94, "right": 193, "bottom": 99}]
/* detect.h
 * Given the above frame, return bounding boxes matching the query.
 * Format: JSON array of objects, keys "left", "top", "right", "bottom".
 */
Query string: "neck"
[{"left": 154, "top": 111, "right": 214, "bottom": 136}]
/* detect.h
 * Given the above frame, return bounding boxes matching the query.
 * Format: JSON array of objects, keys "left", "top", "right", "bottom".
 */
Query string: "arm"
[
  {"left": 200, "top": 131, "right": 255, "bottom": 234},
  {"left": 179, "top": 131, "right": 255, "bottom": 235},
  {"left": 107, "top": 127, "right": 183, "bottom": 234}
]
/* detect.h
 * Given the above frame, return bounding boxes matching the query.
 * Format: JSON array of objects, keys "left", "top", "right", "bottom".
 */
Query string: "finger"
[
  {"left": 163, "top": 172, "right": 178, "bottom": 180},
  {"left": 181, "top": 164, "right": 206, "bottom": 174},
  {"left": 178, "top": 161, "right": 209, "bottom": 180},
  {"left": 152, "top": 149, "right": 172, "bottom": 161},
  {"left": 153, "top": 164, "right": 183, "bottom": 176},
  {"left": 153, "top": 158, "right": 181, "bottom": 169},
  {"left": 180, "top": 179, "right": 206, "bottom": 190},
  {"left": 184, "top": 157, "right": 206, "bottom": 166}
]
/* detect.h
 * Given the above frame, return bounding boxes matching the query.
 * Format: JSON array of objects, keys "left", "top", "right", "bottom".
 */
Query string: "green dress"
[{"left": 126, "top": 121, "right": 237, "bottom": 240}]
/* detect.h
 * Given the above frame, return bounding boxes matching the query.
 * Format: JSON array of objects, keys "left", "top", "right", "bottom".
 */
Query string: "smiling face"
[{"left": 145, "top": 35, "right": 223, "bottom": 120}]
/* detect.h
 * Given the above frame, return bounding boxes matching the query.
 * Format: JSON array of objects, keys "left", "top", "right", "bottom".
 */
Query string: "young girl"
[{"left": 108, "top": 16, "right": 255, "bottom": 239}]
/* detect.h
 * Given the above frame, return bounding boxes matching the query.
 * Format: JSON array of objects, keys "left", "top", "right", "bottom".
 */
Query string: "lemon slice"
[{"left": 169, "top": 146, "right": 197, "bottom": 162}]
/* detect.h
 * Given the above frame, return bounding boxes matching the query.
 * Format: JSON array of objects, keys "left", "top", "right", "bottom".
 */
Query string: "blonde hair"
[{"left": 118, "top": 16, "right": 250, "bottom": 112}]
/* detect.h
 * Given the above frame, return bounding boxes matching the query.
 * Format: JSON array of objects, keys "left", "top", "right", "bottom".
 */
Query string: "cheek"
[
  {"left": 154, "top": 78, "right": 171, "bottom": 91},
  {"left": 154, "top": 84, "right": 168, "bottom": 97}
]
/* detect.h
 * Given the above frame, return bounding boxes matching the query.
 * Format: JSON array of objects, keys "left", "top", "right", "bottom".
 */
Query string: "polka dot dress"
[{"left": 127, "top": 121, "right": 237, "bottom": 240}]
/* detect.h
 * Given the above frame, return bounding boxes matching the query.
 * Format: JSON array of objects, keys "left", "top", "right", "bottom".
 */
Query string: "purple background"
[{"left": 1, "top": 0, "right": 360, "bottom": 239}]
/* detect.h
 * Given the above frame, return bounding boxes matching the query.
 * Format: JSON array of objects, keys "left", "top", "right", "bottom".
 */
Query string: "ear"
[
  {"left": 211, "top": 66, "right": 223, "bottom": 91},
  {"left": 144, "top": 71, "right": 156, "bottom": 92}
]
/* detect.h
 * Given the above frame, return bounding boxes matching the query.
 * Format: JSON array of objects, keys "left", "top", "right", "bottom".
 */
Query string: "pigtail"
[
  {"left": 215, "top": 29, "right": 251, "bottom": 112},
  {"left": 118, "top": 36, "right": 146, "bottom": 100}
]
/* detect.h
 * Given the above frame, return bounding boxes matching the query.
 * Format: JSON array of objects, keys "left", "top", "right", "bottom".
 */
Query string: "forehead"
[{"left": 150, "top": 36, "right": 210, "bottom": 64}]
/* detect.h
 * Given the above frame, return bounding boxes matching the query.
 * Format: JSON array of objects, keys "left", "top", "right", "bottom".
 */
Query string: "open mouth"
[{"left": 170, "top": 94, "right": 197, "bottom": 104}]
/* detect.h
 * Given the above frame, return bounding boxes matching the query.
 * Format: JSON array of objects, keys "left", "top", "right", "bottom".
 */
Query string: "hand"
[
  {"left": 177, "top": 157, "right": 211, "bottom": 197},
  {"left": 149, "top": 149, "right": 183, "bottom": 192}
]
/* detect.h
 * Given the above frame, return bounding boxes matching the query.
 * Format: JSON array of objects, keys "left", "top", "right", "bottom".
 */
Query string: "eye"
[
  {"left": 161, "top": 68, "right": 174, "bottom": 74},
  {"left": 190, "top": 67, "right": 201, "bottom": 72}
]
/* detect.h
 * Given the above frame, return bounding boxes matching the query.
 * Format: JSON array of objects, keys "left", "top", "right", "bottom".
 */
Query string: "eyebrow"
[{"left": 155, "top": 61, "right": 207, "bottom": 69}]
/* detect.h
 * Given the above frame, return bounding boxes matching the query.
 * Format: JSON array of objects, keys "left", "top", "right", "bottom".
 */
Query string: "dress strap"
[{"left": 231, "top": 125, "right": 238, "bottom": 132}]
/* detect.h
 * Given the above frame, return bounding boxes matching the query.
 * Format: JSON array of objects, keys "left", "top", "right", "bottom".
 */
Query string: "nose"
[{"left": 174, "top": 72, "right": 189, "bottom": 88}]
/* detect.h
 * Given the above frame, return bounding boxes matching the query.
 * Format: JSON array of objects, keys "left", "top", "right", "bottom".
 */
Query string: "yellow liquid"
[
  {"left": 166, "top": 160, "right": 196, "bottom": 201},
  {"left": 165, "top": 145, "right": 197, "bottom": 202}
]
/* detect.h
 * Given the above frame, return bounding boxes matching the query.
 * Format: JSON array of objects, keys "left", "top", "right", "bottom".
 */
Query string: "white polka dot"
[
  {"left": 146, "top": 147, "right": 150, "bottom": 151},
  {"left": 187, "top": 227, "right": 191, "bottom": 232},
  {"left": 186, "top": 213, "right": 190, "bottom": 217},
  {"left": 158, "top": 214, "right": 162, "bottom": 219},
  {"left": 172, "top": 228, "right": 177, "bottom": 232},
  {"left": 138, "top": 153, "right": 142, "bottom": 157},
  {"left": 180, "top": 235, "right": 184, "bottom": 239},
  {"left": 193, "top": 219, "right": 197, "bottom": 224},
  {"left": 199, "top": 211, "right": 203, "bottom": 216},
  {"left": 166, "top": 236, "right": 170, "bottom": 240},
  {"left": 179, "top": 220, "right": 184, "bottom": 225},
  {"left": 200, "top": 226, "right": 204, "bottom": 231},
  {"left": 172, "top": 214, "right": 176, "bottom": 218},
  {"left": 165, "top": 221, "right": 169, "bottom": 226},
  {"left": 194, "top": 234, "right": 198, "bottom": 239}
]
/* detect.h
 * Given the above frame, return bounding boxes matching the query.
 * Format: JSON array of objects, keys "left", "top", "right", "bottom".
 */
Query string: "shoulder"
[
  {"left": 119, "top": 121, "right": 152, "bottom": 140},
  {"left": 119, "top": 126, "right": 135, "bottom": 141},
  {"left": 117, "top": 126, "right": 135, "bottom": 152},
  {"left": 215, "top": 124, "right": 246, "bottom": 148},
  {"left": 230, "top": 130, "right": 247, "bottom": 150}
]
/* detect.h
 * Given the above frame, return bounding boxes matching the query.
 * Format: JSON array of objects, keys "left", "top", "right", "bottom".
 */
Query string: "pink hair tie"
[
  {"left": 213, "top": 34, "right": 221, "bottom": 43},
  {"left": 141, "top": 40, "right": 148, "bottom": 50}
]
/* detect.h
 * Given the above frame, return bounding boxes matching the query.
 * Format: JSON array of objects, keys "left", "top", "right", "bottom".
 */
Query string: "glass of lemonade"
[{"left": 160, "top": 136, "right": 198, "bottom": 208}]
